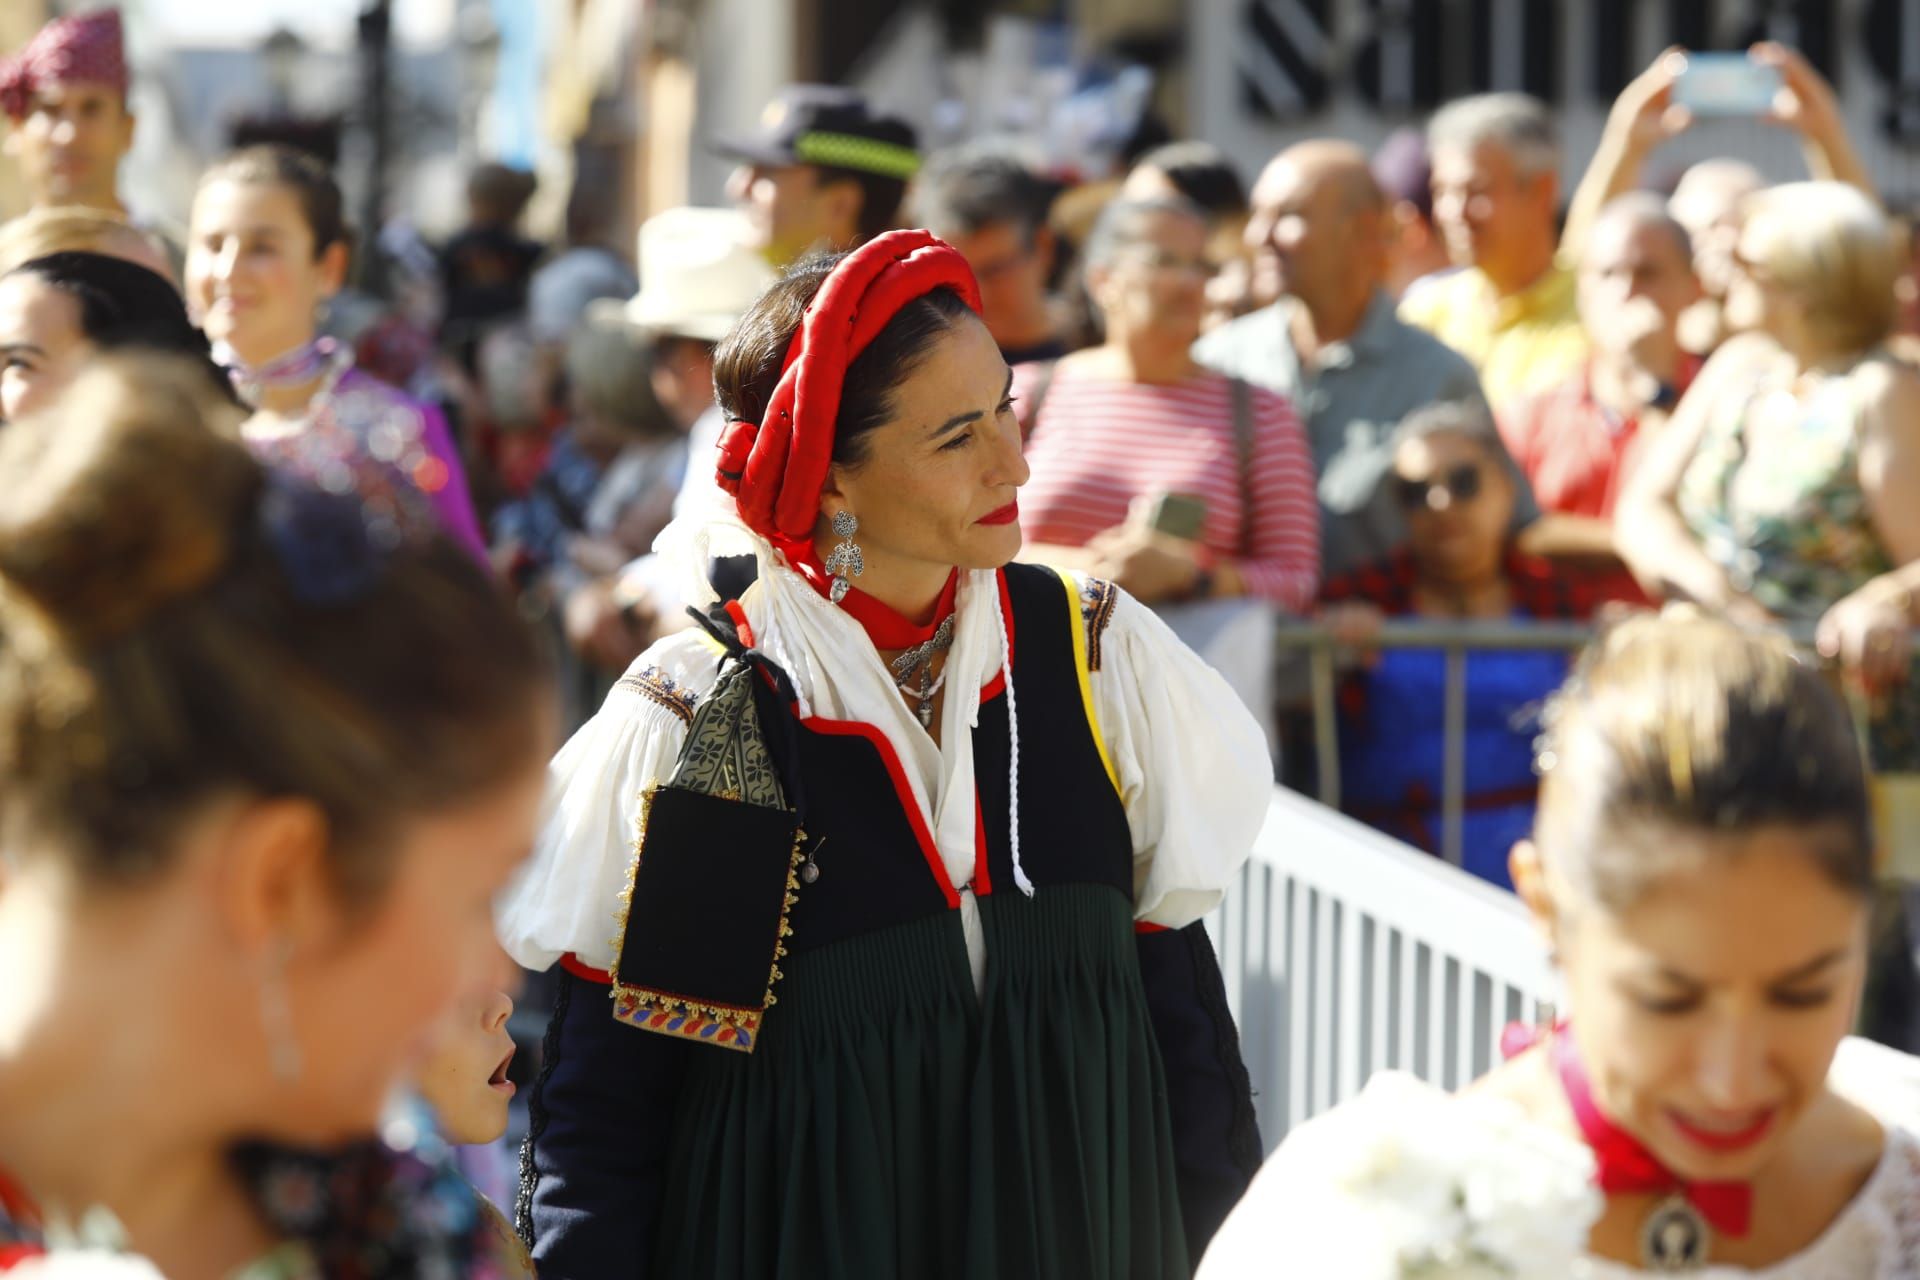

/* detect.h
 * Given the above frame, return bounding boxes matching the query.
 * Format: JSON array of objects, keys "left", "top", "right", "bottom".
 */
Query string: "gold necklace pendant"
[{"left": 1640, "top": 1194, "right": 1710, "bottom": 1272}]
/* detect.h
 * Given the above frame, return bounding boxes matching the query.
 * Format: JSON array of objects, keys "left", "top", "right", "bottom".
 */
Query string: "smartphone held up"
[{"left": 1672, "top": 51, "right": 1783, "bottom": 116}]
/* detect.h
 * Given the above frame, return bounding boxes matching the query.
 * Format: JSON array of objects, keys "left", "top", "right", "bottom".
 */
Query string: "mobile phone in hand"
[
  {"left": 1672, "top": 52, "right": 1782, "bottom": 116},
  {"left": 1144, "top": 492, "right": 1208, "bottom": 541}
]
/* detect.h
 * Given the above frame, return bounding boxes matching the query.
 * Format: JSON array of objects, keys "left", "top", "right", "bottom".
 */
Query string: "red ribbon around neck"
[
  {"left": 1502, "top": 1022, "right": 1753, "bottom": 1238},
  {"left": 835, "top": 570, "right": 960, "bottom": 649}
]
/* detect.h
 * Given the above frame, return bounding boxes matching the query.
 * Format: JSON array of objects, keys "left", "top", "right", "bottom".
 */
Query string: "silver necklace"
[{"left": 889, "top": 615, "right": 955, "bottom": 728}]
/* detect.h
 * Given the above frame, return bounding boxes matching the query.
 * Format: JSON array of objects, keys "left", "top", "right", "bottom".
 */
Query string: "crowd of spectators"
[
  {"left": 13, "top": 5, "right": 1920, "bottom": 1271},
  {"left": 10, "top": 15, "right": 1920, "bottom": 895}
]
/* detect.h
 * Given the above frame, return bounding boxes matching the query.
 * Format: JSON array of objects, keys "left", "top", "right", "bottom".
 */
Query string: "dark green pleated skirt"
[{"left": 652, "top": 884, "right": 1188, "bottom": 1279}]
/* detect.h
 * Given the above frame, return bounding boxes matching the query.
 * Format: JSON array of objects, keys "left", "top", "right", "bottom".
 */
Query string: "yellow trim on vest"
[{"left": 1055, "top": 568, "right": 1122, "bottom": 797}]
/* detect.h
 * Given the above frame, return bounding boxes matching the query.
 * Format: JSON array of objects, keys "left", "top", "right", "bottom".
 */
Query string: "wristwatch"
[{"left": 1649, "top": 381, "right": 1682, "bottom": 411}]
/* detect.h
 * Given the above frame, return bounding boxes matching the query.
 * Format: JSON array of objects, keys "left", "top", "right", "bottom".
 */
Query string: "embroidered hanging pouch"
[{"left": 610, "top": 653, "right": 803, "bottom": 1053}]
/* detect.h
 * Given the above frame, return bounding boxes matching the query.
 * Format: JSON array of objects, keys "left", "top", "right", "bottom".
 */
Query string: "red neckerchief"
[
  {"left": 1502, "top": 1022, "right": 1753, "bottom": 1237},
  {"left": 0, "top": 1164, "right": 46, "bottom": 1270},
  {"left": 826, "top": 569, "right": 960, "bottom": 650}
]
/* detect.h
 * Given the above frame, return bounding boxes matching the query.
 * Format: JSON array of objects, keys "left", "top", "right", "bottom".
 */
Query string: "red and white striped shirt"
[{"left": 1016, "top": 363, "right": 1321, "bottom": 611}]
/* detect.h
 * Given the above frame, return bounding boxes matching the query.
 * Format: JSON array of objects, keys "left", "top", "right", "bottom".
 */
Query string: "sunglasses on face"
[{"left": 1394, "top": 463, "right": 1483, "bottom": 511}]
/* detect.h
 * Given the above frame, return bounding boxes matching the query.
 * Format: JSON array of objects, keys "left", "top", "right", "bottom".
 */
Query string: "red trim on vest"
[
  {"left": 800, "top": 713, "right": 961, "bottom": 909},
  {"left": 723, "top": 599, "right": 756, "bottom": 649},
  {"left": 1133, "top": 921, "right": 1170, "bottom": 934},
  {"left": 560, "top": 953, "right": 613, "bottom": 985},
  {"left": 971, "top": 790, "right": 994, "bottom": 896},
  {"left": 978, "top": 569, "right": 1016, "bottom": 701}
]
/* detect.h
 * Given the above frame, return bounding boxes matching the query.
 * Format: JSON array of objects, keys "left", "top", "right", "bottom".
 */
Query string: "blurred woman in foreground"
[{"left": 0, "top": 357, "right": 548, "bottom": 1277}]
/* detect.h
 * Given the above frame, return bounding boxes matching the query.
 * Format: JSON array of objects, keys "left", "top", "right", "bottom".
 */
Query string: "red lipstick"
[
  {"left": 1666, "top": 1107, "right": 1777, "bottom": 1153},
  {"left": 978, "top": 501, "right": 1020, "bottom": 526}
]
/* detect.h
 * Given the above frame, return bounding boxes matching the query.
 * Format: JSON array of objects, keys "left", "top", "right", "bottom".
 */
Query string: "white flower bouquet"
[
  {"left": 4, "top": 1256, "right": 167, "bottom": 1279},
  {"left": 1199, "top": 1073, "right": 1603, "bottom": 1279},
  {"left": 5, "top": 1203, "right": 168, "bottom": 1279}
]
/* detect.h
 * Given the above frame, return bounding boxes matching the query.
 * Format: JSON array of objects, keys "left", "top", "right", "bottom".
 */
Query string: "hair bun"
[{"left": 0, "top": 355, "right": 258, "bottom": 645}]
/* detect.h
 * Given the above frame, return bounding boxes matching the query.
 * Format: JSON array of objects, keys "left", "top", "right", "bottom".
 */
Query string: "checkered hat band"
[{"left": 793, "top": 131, "right": 920, "bottom": 179}]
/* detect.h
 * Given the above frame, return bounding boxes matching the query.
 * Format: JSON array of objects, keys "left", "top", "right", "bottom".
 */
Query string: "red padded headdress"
[{"left": 714, "top": 229, "right": 982, "bottom": 571}]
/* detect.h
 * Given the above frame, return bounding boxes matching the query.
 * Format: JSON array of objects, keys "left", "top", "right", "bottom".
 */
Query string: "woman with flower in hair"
[
  {"left": 186, "top": 144, "right": 487, "bottom": 561},
  {"left": 0, "top": 355, "right": 548, "bottom": 1277},
  {"left": 499, "top": 231, "right": 1273, "bottom": 1277},
  {"left": 1201, "top": 612, "right": 1920, "bottom": 1278}
]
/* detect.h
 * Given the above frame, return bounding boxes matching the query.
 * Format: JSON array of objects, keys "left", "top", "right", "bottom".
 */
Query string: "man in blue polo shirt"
[{"left": 1196, "top": 139, "right": 1539, "bottom": 581}]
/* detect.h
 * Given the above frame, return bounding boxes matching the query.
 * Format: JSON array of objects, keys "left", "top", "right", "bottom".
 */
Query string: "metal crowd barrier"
[
  {"left": 1205, "top": 787, "right": 1559, "bottom": 1151},
  {"left": 1280, "top": 617, "right": 1593, "bottom": 869}
]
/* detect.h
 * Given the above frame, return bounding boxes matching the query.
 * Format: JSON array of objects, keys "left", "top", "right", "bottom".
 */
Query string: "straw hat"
[{"left": 621, "top": 207, "right": 775, "bottom": 342}]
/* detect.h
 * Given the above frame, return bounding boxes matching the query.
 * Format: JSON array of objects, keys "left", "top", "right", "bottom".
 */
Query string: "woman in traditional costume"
[
  {"left": 186, "top": 144, "right": 488, "bottom": 561},
  {"left": 500, "top": 230, "right": 1271, "bottom": 1277},
  {"left": 1201, "top": 611, "right": 1920, "bottom": 1278}
]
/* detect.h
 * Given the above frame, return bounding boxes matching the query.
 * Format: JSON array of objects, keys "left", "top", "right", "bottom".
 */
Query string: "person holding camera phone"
[{"left": 1561, "top": 42, "right": 1871, "bottom": 358}]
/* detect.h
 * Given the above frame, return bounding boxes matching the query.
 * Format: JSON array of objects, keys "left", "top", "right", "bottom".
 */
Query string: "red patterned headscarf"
[
  {"left": 714, "top": 229, "right": 982, "bottom": 570},
  {"left": 1, "top": 9, "right": 128, "bottom": 122}
]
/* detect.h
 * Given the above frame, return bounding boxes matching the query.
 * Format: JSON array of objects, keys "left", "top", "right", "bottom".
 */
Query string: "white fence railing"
[{"left": 1206, "top": 787, "right": 1559, "bottom": 1152}]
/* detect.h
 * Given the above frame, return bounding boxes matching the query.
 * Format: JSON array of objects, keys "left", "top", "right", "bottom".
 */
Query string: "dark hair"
[
  {"left": 814, "top": 167, "right": 909, "bottom": 246},
  {"left": 200, "top": 145, "right": 351, "bottom": 259},
  {"left": 7, "top": 252, "right": 237, "bottom": 405},
  {"left": 910, "top": 144, "right": 1057, "bottom": 241},
  {"left": 1130, "top": 142, "right": 1248, "bottom": 220},
  {"left": 711, "top": 251, "right": 976, "bottom": 468},
  {"left": 467, "top": 162, "right": 539, "bottom": 228},
  {"left": 1535, "top": 612, "right": 1872, "bottom": 909},
  {"left": 0, "top": 354, "right": 547, "bottom": 894},
  {"left": 1082, "top": 195, "right": 1210, "bottom": 273}
]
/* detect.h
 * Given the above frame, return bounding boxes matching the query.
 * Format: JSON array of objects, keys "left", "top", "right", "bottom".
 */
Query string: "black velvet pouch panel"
[{"left": 615, "top": 786, "right": 799, "bottom": 1014}]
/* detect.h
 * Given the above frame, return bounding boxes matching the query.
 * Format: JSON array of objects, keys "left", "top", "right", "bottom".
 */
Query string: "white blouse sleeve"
[
  {"left": 495, "top": 635, "right": 718, "bottom": 973},
  {"left": 1082, "top": 577, "right": 1270, "bottom": 927}
]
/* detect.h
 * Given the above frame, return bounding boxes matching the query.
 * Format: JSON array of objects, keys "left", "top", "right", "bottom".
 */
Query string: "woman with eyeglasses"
[
  {"left": 1618, "top": 180, "right": 1920, "bottom": 768},
  {"left": 1017, "top": 196, "right": 1316, "bottom": 612},
  {"left": 1318, "top": 401, "right": 1601, "bottom": 887},
  {"left": 1014, "top": 196, "right": 1320, "bottom": 743}
]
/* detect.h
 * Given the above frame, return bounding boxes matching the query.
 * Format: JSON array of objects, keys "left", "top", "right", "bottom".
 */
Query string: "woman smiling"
[
  {"left": 1202, "top": 612, "right": 1920, "bottom": 1277},
  {"left": 186, "top": 146, "right": 486, "bottom": 561}
]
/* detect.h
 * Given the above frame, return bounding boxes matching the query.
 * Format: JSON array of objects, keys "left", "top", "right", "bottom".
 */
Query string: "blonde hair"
[
  {"left": 0, "top": 206, "right": 169, "bottom": 277},
  {"left": 1534, "top": 610, "right": 1871, "bottom": 910},
  {"left": 1743, "top": 181, "right": 1899, "bottom": 355}
]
